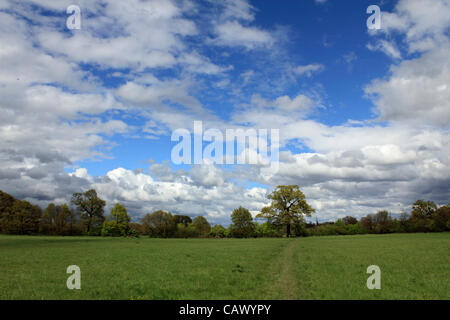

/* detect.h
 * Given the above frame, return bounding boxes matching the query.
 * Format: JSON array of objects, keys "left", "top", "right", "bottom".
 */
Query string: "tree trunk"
[
  {"left": 286, "top": 223, "right": 291, "bottom": 238},
  {"left": 87, "top": 216, "right": 92, "bottom": 232}
]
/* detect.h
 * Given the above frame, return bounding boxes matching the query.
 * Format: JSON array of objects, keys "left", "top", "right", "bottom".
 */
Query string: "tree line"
[{"left": 0, "top": 186, "right": 449, "bottom": 238}]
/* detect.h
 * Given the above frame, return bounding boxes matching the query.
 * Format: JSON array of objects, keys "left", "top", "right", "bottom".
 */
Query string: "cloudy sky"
[{"left": 0, "top": 0, "right": 449, "bottom": 224}]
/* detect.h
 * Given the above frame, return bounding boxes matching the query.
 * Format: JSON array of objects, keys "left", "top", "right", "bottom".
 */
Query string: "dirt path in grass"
[{"left": 264, "top": 239, "right": 300, "bottom": 299}]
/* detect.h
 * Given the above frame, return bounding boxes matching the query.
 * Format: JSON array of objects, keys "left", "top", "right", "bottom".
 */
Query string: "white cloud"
[
  {"left": 178, "top": 51, "right": 232, "bottom": 75},
  {"left": 221, "top": 0, "right": 256, "bottom": 21},
  {"left": 90, "top": 166, "right": 269, "bottom": 222},
  {"left": 274, "top": 95, "right": 315, "bottom": 112},
  {"left": 212, "top": 21, "right": 274, "bottom": 49},
  {"left": 367, "top": 40, "right": 402, "bottom": 59},
  {"left": 365, "top": 41, "right": 450, "bottom": 127},
  {"left": 379, "top": 0, "right": 450, "bottom": 53},
  {"left": 294, "top": 64, "right": 325, "bottom": 77}
]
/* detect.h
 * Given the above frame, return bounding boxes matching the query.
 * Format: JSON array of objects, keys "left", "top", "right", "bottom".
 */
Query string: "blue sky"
[{"left": 0, "top": 0, "right": 449, "bottom": 224}]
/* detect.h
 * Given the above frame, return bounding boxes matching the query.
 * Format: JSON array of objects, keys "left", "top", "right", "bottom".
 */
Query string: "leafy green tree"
[
  {"left": 412, "top": 200, "right": 437, "bottom": 219},
  {"left": 360, "top": 214, "right": 375, "bottom": 233},
  {"left": 230, "top": 207, "right": 254, "bottom": 238},
  {"left": 360, "top": 211, "right": 394, "bottom": 234},
  {"left": 210, "top": 224, "right": 226, "bottom": 238},
  {"left": 292, "top": 220, "right": 308, "bottom": 236},
  {"left": 374, "top": 210, "right": 394, "bottom": 233},
  {"left": 342, "top": 216, "right": 358, "bottom": 225},
  {"left": 173, "top": 223, "right": 191, "bottom": 238},
  {"left": 110, "top": 203, "right": 130, "bottom": 224},
  {"left": 55, "top": 204, "right": 74, "bottom": 234},
  {"left": 71, "top": 189, "right": 106, "bottom": 234},
  {"left": 172, "top": 215, "right": 192, "bottom": 226},
  {"left": 252, "top": 222, "right": 282, "bottom": 237},
  {"left": 399, "top": 212, "right": 410, "bottom": 232},
  {"left": 257, "top": 185, "right": 315, "bottom": 237},
  {"left": 40, "top": 203, "right": 58, "bottom": 234},
  {"left": 192, "top": 216, "right": 211, "bottom": 237},
  {"left": 432, "top": 205, "right": 450, "bottom": 231},
  {"left": 0, "top": 190, "right": 16, "bottom": 232},
  {"left": 102, "top": 203, "right": 132, "bottom": 237},
  {"left": 40, "top": 203, "right": 76, "bottom": 235},
  {"left": 408, "top": 200, "right": 438, "bottom": 232},
  {"left": 129, "top": 222, "right": 144, "bottom": 235},
  {"left": 2, "top": 200, "right": 42, "bottom": 234},
  {"left": 64, "top": 205, "right": 81, "bottom": 235},
  {"left": 141, "top": 210, "right": 175, "bottom": 237},
  {"left": 346, "top": 222, "right": 364, "bottom": 235},
  {"left": 0, "top": 190, "right": 15, "bottom": 213}
]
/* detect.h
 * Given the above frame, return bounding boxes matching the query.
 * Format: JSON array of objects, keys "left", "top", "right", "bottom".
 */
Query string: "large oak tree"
[
  {"left": 71, "top": 189, "right": 106, "bottom": 233},
  {"left": 257, "top": 185, "right": 315, "bottom": 237}
]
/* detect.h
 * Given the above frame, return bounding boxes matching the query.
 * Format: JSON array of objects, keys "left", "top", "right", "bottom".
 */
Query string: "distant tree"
[
  {"left": 102, "top": 203, "right": 132, "bottom": 237},
  {"left": 64, "top": 205, "right": 81, "bottom": 235},
  {"left": 110, "top": 203, "right": 130, "bottom": 224},
  {"left": 291, "top": 220, "right": 308, "bottom": 237},
  {"left": 411, "top": 200, "right": 437, "bottom": 219},
  {"left": 0, "top": 190, "right": 15, "bottom": 214},
  {"left": 0, "top": 190, "right": 16, "bottom": 232},
  {"left": 2, "top": 200, "right": 42, "bottom": 234},
  {"left": 374, "top": 210, "right": 394, "bottom": 233},
  {"left": 40, "top": 203, "right": 58, "bottom": 234},
  {"left": 55, "top": 204, "right": 72, "bottom": 234},
  {"left": 71, "top": 189, "right": 106, "bottom": 234},
  {"left": 257, "top": 185, "right": 314, "bottom": 237},
  {"left": 129, "top": 222, "right": 144, "bottom": 235},
  {"left": 230, "top": 207, "right": 254, "bottom": 238},
  {"left": 210, "top": 224, "right": 226, "bottom": 238},
  {"left": 174, "top": 223, "right": 198, "bottom": 238},
  {"left": 172, "top": 215, "right": 192, "bottom": 227},
  {"left": 141, "top": 210, "right": 175, "bottom": 237},
  {"left": 332, "top": 219, "right": 348, "bottom": 235},
  {"left": 192, "top": 216, "right": 211, "bottom": 237},
  {"left": 262, "top": 222, "right": 283, "bottom": 237},
  {"left": 346, "top": 221, "right": 364, "bottom": 235},
  {"left": 398, "top": 211, "right": 410, "bottom": 232},
  {"left": 360, "top": 214, "right": 375, "bottom": 233},
  {"left": 407, "top": 200, "right": 438, "bottom": 232},
  {"left": 360, "top": 211, "right": 394, "bottom": 234},
  {"left": 342, "top": 216, "right": 358, "bottom": 225},
  {"left": 433, "top": 205, "right": 450, "bottom": 231},
  {"left": 40, "top": 203, "right": 78, "bottom": 235}
]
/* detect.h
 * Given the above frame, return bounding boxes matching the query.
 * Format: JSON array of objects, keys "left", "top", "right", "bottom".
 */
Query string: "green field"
[{"left": 0, "top": 233, "right": 449, "bottom": 299}]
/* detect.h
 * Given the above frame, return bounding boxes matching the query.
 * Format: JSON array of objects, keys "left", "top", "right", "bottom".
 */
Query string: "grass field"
[{"left": 0, "top": 233, "right": 448, "bottom": 299}]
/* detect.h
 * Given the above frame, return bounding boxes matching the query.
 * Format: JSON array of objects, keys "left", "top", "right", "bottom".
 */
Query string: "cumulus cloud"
[
  {"left": 34, "top": 0, "right": 198, "bottom": 70},
  {"left": 366, "top": 40, "right": 450, "bottom": 127},
  {"left": 380, "top": 0, "right": 450, "bottom": 53},
  {"left": 90, "top": 166, "right": 269, "bottom": 223}
]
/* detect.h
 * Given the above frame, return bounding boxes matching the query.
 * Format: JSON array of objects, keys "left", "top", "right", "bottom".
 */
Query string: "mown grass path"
[{"left": 263, "top": 239, "right": 301, "bottom": 299}]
